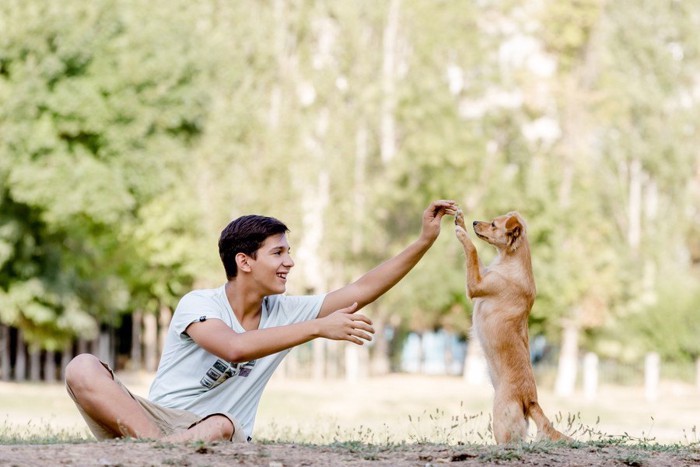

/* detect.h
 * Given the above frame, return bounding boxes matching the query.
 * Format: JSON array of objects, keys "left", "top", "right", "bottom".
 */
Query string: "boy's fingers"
[
  {"left": 352, "top": 321, "right": 375, "bottom": 334},
  {"left": 352, "top": 330, "right": 373, "bottom": 342},
  {"left": 351, "top": 314, "right": 373, "bottom": 325}
]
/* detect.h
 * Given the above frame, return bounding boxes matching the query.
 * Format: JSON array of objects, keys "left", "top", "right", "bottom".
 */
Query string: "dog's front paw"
[
  {"left": 455, "top": 224, "right": 469, "bottom": 242},
  {"left": 455, "top": 209, "right": 467, "bottom": 230}
]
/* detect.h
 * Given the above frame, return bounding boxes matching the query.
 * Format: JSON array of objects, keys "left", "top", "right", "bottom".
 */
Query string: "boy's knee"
[{"left": 65, "top": 354, "right": 109, "bottom": 389}]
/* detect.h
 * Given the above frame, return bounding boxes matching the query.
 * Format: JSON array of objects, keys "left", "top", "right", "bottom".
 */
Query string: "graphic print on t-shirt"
[{"left": 199, "top": 358, "right": 256, "bottom": 389}]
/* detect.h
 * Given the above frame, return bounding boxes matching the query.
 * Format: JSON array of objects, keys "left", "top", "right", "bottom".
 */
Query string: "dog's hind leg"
[
  {"left": 527, "top": 402, "right": 570, "bottom": 442},
  {"left": 492, "top": 395, "right": 528, "bottom": 444}
]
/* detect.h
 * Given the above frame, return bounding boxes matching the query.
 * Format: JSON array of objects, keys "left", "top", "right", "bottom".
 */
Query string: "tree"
[{"left": 0, "top": 0, "right": 206, "bottom": 350}]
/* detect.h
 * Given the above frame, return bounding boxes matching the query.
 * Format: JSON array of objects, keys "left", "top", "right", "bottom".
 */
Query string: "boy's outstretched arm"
[
  {"left": 186, "top": 303, "right": 374, "bottom": 363},
  {"left": 319, "top": 199, "right": 458, "bottom": 318}
]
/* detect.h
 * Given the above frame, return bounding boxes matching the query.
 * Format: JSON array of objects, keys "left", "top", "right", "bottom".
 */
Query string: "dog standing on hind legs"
[{"left": 454, "top": 210, "right": 571, "bottom": 444}]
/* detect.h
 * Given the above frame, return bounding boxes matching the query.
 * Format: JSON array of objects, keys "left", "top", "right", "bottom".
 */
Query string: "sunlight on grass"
[
  {"left": 0, "top": 418, "right": 91, "bottom": 444},
  {"left": 1, "top": 374, "right": 699, "bottom": 449}
]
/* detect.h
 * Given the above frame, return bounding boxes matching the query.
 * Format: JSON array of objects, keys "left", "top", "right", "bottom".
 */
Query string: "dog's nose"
[{"left": 473, "top": 221, "right": 478, "bottom": 226}]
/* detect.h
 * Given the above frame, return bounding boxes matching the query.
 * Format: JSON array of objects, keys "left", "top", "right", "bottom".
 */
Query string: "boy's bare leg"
[
  {"left": 65, "top": 354, "right": 162, "bottom": 439},
  {"left": 163, "top": 415, "right": 234, "bottom": 442}
]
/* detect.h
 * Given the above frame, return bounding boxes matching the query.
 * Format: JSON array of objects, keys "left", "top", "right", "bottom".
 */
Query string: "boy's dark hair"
[{"left": 218, "top": 215, "right": 289, "bottom": 279}]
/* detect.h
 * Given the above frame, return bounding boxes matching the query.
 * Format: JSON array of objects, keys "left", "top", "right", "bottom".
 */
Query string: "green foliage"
[
  {"left": 0, "top": 0, "right": 698, "bottom": 362},
  {"left": 0, "top": 0, "right": 206, "bottom": 346},
  {"left": 618, "top": 272, "right": 700, "bottom": 362}
]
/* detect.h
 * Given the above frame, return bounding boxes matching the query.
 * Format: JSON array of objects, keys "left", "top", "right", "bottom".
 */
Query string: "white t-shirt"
[{"left": 148, "top": 285, "right": 324, "bottom": 439}]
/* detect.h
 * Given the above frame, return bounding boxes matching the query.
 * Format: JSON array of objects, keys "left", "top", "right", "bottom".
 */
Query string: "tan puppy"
[{"left": 455, "top": 210, "right": 569, "bottom": 444}]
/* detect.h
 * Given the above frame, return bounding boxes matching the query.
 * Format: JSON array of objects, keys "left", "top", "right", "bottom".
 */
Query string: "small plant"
[
  {"left": 408, "top": 403, "right": 490, "bottom": 445},
  {"left": 616, "top": 451, "right": 647, "bottom": 466}
]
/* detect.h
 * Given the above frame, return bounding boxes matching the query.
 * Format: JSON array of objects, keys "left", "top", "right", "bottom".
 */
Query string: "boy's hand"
[
  {"left": 318, "top": 303, "right": 374, "bottom": 345},
  {"left": 420, "top": 200, "right": 459, "bottom": 243}
]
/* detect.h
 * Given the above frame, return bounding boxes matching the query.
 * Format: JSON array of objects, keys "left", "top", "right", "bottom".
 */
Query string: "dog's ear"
[{"left": 505, "top": 214, "right": 523, "bottom": 251}]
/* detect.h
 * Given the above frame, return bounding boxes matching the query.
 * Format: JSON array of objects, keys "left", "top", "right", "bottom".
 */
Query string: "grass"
[
  {"left": 1, "top": 372, "right": 699, "bottom": 450},
  {"left": 0, "top": 419, "right": 90, "bottom": 444}
]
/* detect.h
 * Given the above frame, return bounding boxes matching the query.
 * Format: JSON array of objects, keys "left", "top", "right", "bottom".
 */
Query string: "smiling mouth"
[{"left": 276, "top": 273, "right": 288, "bottom": 280}]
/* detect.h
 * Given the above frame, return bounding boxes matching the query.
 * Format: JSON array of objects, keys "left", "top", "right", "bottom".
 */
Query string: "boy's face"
[{"left": 248, "top": 233, "right": 294, "bottom": 295}]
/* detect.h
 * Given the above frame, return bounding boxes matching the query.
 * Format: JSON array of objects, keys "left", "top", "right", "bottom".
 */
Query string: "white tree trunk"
[
  {"left": 463, "top": 336, "right": 488, "bottom": 385},
  {"left": 370, "top": 317, "right": 391, "bottom": 376},
  {"left": 143, "top": 313, "right": 158, "bottom": 372},
  {"left": 644, "top": 352, "right": 660, "bottom": 402},
  {"left": 583, "top": 352, "right": 598, "bottom": 401},
  {"left": 312, "top": 340, "right": 325, "bottom": 380},
  {"left": 159, "top": 306, "right": 172, "bottom": 355},
  {"left": 345, "top": 344, "right": 370, "bottom": 383},
  {"left": 380, "top": 0, "right": 400, "bottom": 164},
  {"left": 325, "top": 340, "right": 340, "bottom": 379},
  {"left": 628, "top": 158, "right": 643, "bottom": 252},
  {"left": 555, "top": 319, "right": 579, "bottom": 397}
]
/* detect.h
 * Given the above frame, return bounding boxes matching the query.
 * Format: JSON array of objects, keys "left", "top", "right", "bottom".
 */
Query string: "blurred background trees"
[{"left": 0, "top": 0, "right": 698, "bottom": 384}]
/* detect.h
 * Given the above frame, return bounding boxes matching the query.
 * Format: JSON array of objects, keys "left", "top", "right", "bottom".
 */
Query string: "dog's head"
[{"left": 473, "top": 211, "right": 527, "bottom": 252}]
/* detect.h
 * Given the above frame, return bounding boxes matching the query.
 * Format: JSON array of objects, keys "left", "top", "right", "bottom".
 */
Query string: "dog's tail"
[{"left": 527, "top": 402, "right": 571, "bottom": 442}]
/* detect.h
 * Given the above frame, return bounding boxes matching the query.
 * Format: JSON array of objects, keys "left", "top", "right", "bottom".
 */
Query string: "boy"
[{"left": 65, "top": 199, "right": 457, "bottom": 442}]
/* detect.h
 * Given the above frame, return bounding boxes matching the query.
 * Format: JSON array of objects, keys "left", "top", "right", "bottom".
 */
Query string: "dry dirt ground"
[{"left": 1, "top": 440, "right": 699, "bottom": 467}]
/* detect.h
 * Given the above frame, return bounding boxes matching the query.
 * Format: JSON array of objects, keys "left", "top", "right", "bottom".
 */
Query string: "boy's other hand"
[{"left": 319, "top": 302, "right": 374, "bottom": 345}]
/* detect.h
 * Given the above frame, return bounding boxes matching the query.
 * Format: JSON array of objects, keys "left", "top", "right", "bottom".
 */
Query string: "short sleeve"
[
  {"left": 263, "top": 294, "right": 325, "bottom": 328},
  {"left": 171, "top": 291, "right": 228, "bottom": 337}
]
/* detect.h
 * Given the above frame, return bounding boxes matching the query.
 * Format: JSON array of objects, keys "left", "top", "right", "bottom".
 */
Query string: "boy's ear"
[{"left": 236, "top": 253, "right": 252, "bottom": 272}]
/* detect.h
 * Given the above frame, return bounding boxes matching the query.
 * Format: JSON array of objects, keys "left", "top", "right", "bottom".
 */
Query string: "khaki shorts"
[{"left": 66, "top": 361, "right": 247, "bottom": 443}]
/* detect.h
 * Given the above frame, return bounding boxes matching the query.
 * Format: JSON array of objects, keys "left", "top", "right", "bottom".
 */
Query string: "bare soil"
[{"left": 1, "top": 440, "right": 699, "bottom": 467}]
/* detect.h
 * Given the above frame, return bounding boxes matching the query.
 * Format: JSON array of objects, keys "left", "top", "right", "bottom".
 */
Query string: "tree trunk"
[
  {"left": 380, "top": 0, "right": 400, "bottom": 164},
  {"left": 29, "top": 347, "right": 41, "bottom": 382},
  {"left": 283, "top": 349, "right": 300, "bottom": 378},
  {"left": 555, "top": 318, "right": 579, "bottom": 397},
  {"left": 130, "top": 310, "right": 143, "bottom": 370},
  {"left": 326, "top": 340, "right": 340, "bottom": 379},
  {"left": 628, "top": 158, "right": 643, "bottom": 253},
  {"left": 296, "top": 115, "right": 330, "bottom": 379},
  {"left": 61, "top": 342, "right": 73, "bottom": 381},
  {"left": 644, "top": 352, "right": 660, "bottom": 402},
  {"left": 97, "top": 329, "right": 113, "bottom": 369},
  {"left": 583, "top": 352, "right": 598, "bottom": 401},
  {"left": 312, "top": 340, "right": 325, "bottom": 380},
  {"left": 0, "top": 325, "right": 9, "bottom": 381},
  {"left": 463, "top": 335, "right": 488, "bottom": 385},
  {"left": 143, "top": 313, "right": 158, "bottom": 372},
  {"left": 14, "top": 329, "right": 26, "bottom": 381},
  {"left": 44, "top": 350, "right": 56, "bottom": 383},
  {"left": 345, "top": 344, "right": 369, "bottom": 383},
  {"left": 159, "top": 306, "right": 172, "bottom": 355},
  {"left": 370, "top": 315, "right": 391, "bottom": 376}
]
